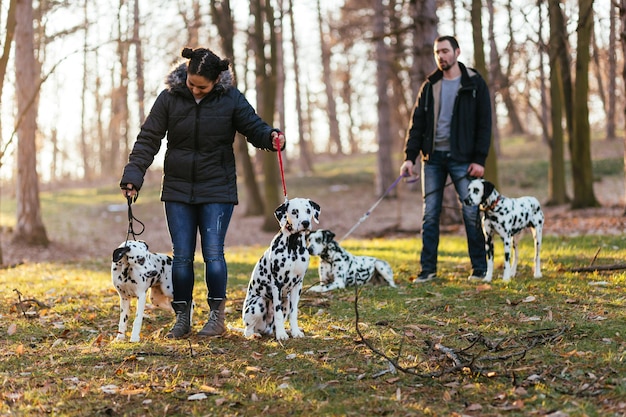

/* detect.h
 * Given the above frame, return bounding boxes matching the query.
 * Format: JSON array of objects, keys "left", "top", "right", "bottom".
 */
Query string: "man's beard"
[{"left": 438, "top": 60, "right": 453, "bottom": 71}]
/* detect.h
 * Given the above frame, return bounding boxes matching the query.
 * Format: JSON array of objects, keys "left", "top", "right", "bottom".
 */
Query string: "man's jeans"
[
  {"left": 165, "top": 202, "right": 234, "bottom": 301},
  {"left": 420, "top": 151, "right": 487, "bottom": 274}
]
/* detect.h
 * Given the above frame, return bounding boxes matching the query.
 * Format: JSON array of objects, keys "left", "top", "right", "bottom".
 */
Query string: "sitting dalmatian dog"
[
  {"left": 112, "top": 240, "right": 187, "bottom": 342},
  {"left": 463, "top": 178, "right": 544, "bottom": 282},
  {"left": 242, "top": 198, "right": 320, "bottom": 340},
  {"left": 307, "top": 229, "right": 396, "bottom": 292}
]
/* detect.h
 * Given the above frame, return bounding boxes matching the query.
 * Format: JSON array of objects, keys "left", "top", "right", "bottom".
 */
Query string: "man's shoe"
[
  {"left": 414, "top": 271, "right": 437, "bottom": 283},
  {"left": 468, "top": 271, "right": 487, "bottom": 281}
]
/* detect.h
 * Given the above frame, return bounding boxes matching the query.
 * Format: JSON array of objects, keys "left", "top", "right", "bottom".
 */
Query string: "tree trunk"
[
  {"left": 372, "top": 0, "right": 395, "bottom": 198},
  {"left": 80, "top": 0, "right": 92, "bottom": 181},
  {"left": 317, "top": 0, "right": 342, "bottom": 154},
  {"left": 471, "top": 0, "right": 498, "bottom": 190},
  {"left": 250, "top": 0, "right": 281, "bottom": 231},
  {"left": 211, "top": 0, "right": 265, "bottom": 216},
  {"left": 547, "top": 0, "right": 569, "bottom": 205},
  {"left": 133, "top": 0, "right": 145, "bottom": 124},
  {"left": 608, "top": 2, "right": 617, "bottom": 141},
  {"left": 0, "top": 0, "right": 18, "bottom": 264},
  {"left": 619, "top": 0, "right": 626, "bottom": 216},
  {"left": 287, "top": 0, "right": 314, "bottom": 173},
  {"left": 571, "top": 0, "right": 598, "bottom": 208},
  {"left": 14, "top": 0, "right": 48, "bottom": 246}
]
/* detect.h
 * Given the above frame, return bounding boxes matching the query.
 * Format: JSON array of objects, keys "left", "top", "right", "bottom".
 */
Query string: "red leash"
[{"left": 275, "top": 135, "right": 288, "bottom": 202}]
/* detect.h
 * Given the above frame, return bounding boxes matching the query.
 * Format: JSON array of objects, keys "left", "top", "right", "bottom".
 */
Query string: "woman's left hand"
[{"left": 271, "top": 130, "right": 285, "bottom": 150}]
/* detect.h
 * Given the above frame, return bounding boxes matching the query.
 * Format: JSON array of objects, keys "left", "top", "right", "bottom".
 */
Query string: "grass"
[
  {"left": 1, "top": 236, "right": 625, "bottom": 416},
  {"left": 0, "top": 138, "right": 625, "bottom": 416}
]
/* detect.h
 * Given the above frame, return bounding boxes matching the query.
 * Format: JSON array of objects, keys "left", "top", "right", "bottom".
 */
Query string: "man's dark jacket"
[
  {"left": 404, "top": 62, "right": 491, "bottom": 166},
  {"left": 120, "top": 63, "right": 276, "bottom": 204}
]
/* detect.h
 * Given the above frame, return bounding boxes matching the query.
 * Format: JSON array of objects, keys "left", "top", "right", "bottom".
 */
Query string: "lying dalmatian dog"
[
  {"left": 112, "top": 240, "right": 188, "bottom": 342},
  {"left": 242, "top": 198, "right": 320, "bottom": 340},
  {"left": 464, "top": 178, "right": 544, "bottom": 282},
  {"left": 307, "top": 229, "right": 396, "bottom": 292}
]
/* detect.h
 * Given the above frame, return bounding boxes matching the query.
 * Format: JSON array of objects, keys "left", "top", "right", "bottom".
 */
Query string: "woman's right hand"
[{"left": 121, "top": 183, "right": 137, "bottom": 199}]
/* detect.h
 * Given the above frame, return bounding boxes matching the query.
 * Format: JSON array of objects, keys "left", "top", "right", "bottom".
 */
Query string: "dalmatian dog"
[
  {"left": 464, "top": 178, "right": 544, "bottom": 283},
  {"left": 306, "top": 230, "right": 396, "bottom": 292},
  {"left": 242, "top": 198, "right": 320, "bottom": 340},
  {"left": 112, "top": 240, "right": 185, "bottom": 342}
]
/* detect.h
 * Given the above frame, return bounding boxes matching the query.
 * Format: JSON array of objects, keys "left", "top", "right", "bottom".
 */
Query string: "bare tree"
[
  {"left": 250, "top": 0, "right": 282, "bottom": 231},
  {"left": 619, "top": 0, "right": 626, "bottom": 216},
  {"left": 571, "top": 0, "right": 598, "bottom": 208},
  {"left": 547, "top": 0, "right": 569, "bottom": 205},
  {"left": 471, "top": 0, "right": 498, "bottom": 189},
  {"left": 287, "top": 0, "right": 313, "bottom": 173},
  {"left": 372, "top": 0, "right": 395, "bottom": 197},
  {"left": 0, "top": 0, "right": 17, "bottom": 264},
  {"left": 0, "top": 0, "right": 17, "bottom": 151},
  {"left": 132, "top": 0, "right": 145, "bottom": 123},
  {"left": 178, "top": 0, "right": 201, "bottom": 46},
  {"left": 80, "top": 0, "right": 92, "bottom": 181},
  {"left": 608, "top": 2, "right": 617, "bottom": 140},
  {"left": 14, "top": 0, "right": 48, "bottom": 246},
  {"left": 211, "top": 0, "right": 266, "bottom": 216},
  {"left": 317, "top": 0, "right": 342, "bottom": 154}
]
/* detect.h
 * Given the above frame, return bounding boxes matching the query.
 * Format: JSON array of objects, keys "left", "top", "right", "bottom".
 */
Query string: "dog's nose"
[{"left": 302, "top": 220, "right": 310, "bottom": 229}]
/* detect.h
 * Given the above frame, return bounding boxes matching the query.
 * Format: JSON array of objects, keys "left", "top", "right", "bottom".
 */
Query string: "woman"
[{"left": 120, "top": 47, "right": 285, "bottom": 339}]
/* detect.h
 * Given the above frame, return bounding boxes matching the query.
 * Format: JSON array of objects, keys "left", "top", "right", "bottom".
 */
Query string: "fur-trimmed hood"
[{"left": 165, "top": 62, "right": 234, "bottom": 95}]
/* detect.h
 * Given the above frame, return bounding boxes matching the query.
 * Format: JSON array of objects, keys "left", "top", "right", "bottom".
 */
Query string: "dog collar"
[{"left": 484, "top": 195, "right": 501, "bottom": 211}]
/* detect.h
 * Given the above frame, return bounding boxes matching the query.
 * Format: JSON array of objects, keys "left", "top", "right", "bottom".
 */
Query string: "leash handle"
[{"left": 275, "top": 134, "right": 288, "bottom": 202}]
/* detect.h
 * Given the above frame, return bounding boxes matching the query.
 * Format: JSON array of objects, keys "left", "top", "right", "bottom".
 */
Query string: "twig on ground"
[{"left": 353, "top": 286, "right": 573, "bottom": 379}]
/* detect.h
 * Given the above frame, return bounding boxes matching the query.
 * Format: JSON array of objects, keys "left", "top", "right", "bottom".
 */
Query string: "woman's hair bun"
[
  {"left": 181, "top": 47, "right": 194, "bottom": 59},
  {"left": 219, "top": 59, "right": 230, "bottom": 71}
]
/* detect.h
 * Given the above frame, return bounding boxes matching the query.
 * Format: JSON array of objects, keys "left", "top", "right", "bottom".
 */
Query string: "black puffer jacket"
[
  {"left": 404, "top": 62, "right": 491, "bottom": 166},
  {"left": 120, "top": 63, "right": 277, "bottom": 204}
]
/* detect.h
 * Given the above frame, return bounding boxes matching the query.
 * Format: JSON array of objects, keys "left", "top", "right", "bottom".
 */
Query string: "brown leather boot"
[
  {"left": 198, "top": 298, "right": 226, "bottom": 337},
  {"left": 165, "top": 301, "right": 192, "bottom": 339}
]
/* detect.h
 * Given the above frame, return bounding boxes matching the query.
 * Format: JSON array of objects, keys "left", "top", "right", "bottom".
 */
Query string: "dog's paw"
[
  {"left": 275, "top": 330, "right": 289, "bottom": 341},
  {"left": 290, "top": 328, "right": 305, "bottom": 338},
  {"left": 115, "top": 333, "right": 126, "bottom": 341},
  {"left": 308, "top": 285, "right": 325, "bottom": 293},
  {"left": 244, "top": 327, "right": 262, "bottom": 339},
  {"left": 129, "top": 335, "right": 141, "bottom": 343}
]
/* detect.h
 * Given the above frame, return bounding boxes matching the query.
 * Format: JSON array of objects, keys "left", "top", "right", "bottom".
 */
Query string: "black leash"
[
  {"left": 112, "top": 190, "right": 145, "bottom": 263},
  {"left": 123, "top": 195, "right": 145, "bottom": 240}
]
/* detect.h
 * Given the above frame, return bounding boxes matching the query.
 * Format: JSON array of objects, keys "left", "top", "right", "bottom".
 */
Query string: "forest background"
[{"left": 0, "top": 0, "right": 624, "bottom": 264}]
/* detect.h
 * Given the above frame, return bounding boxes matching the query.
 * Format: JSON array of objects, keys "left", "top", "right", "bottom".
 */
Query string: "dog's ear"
[
  {"left": 309, "top": 200, "right": 321, "bottom": 224},
  {"left": 323, "top": 230, "right": 335, "bottom": 241},
  {"left": 138, "top": 240, "right": 149, "bottom": 250},
  {"left": 112, "top": 246, "right": 130, "bottom": 263},
  {"left": 482, "top": 180, "right": 495, "bottom": 201},
  {"left": 274, "top": 201, "right": 288, "bottom": 228}
]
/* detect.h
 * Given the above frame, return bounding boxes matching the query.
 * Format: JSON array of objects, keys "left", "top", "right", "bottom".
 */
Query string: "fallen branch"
[
  {"left": 352, "top": 284, "right": 572, "bottom": 379},
  {"left": 569, "top": 263, "right": 626, "bottom": 272}
]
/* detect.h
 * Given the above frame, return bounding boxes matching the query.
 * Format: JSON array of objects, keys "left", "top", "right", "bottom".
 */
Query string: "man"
[{"left": 400, "top": 35, "right": 492, "bottom": 283}]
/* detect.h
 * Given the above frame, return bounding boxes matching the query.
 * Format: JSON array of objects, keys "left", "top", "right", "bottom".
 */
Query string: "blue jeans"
[
  {"left": 420, "top": 151, "right": 486, "bottom": 274},
  {"left": 164, "top": 202, "right": 234, "bottom": 302}
]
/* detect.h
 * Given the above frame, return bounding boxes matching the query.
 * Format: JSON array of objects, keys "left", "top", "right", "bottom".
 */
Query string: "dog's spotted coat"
[
  {"left": 112, "top": 240, "right": 179, "bottom": 342},
  {"left": 464, "top": 179, "right": 544, "bottom": 282},
  {"left": 242, "top": 198, "right": 320, "bottom": 340},
  {"left": 307, "top": 230, "right": 396, "bottom": 292}
]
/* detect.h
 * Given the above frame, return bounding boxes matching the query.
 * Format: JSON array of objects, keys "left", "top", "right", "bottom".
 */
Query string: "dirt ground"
[{"left": 1, "top": 176, "right": 625, "bottom": 267}]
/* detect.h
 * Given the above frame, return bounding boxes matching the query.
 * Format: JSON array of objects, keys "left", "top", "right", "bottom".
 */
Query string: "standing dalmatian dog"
[
  {"left": 242, "top": 198, "right": 321, "bottom": 340},
  {"left": 112, "top": 240, "right": 187, "bottom": 342},
  {"left": 307, "top": 229, "right": 396, "bottom": 292},
  {"left": 464, "top": 179, "right": 544, "bottom": 282}
]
